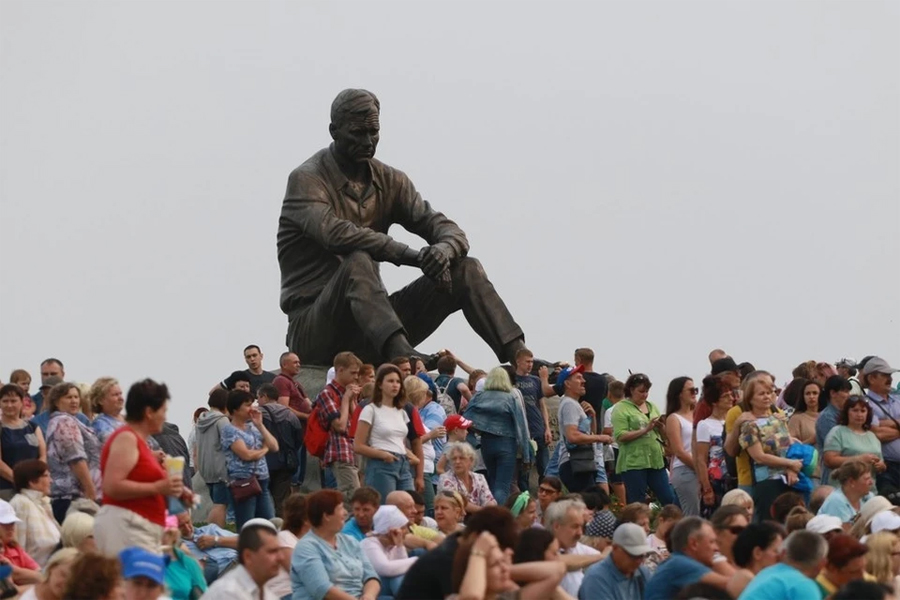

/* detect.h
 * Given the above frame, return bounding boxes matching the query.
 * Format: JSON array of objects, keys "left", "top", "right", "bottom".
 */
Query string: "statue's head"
[{"left": 330, "top": 89, "right": 381, "bottom": 164}]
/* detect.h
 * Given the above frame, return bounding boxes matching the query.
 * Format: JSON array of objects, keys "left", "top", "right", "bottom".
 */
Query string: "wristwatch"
[{"left": 214, "top": 536, "right": 219, "bottom": 548}]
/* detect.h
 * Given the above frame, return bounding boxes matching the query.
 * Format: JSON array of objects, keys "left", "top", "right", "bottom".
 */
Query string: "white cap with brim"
[
  {"left": 0, "top": 500, "right": 21, "bottom": 525},
  {"left": 612, "top": 523, "right": 653, "bottom": 556},
  {"left": 806, "top": 514, "right": 843, "bottom": 534},
  {"left": 871, "top": 511, "right": 900, "bottom": 534}
]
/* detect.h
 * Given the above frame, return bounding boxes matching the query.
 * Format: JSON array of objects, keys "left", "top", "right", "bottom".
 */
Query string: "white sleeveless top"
[{"left": 671, "top": 413, "right": 693, "bottom": 469}]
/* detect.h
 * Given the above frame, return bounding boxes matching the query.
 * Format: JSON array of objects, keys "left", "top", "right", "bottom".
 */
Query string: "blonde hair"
[
  {"left": 404, "top": 376, "right": 429, "bottom": 404},
  {"left": 484, "top": 367, "right": 513, "bottom": 393},
  {"left": 739, "top": 370, "right": 774, "bottom": 412},
  {"left": 42, "top": 547, "right": 79, "bottom": 581},
  {"left": 88, "top": 377, "right": 119, "bottom": 414},
  {"left": 722, "top": 489, "right": 755, "bottom": 517},
  {"left": 60, "top": 511, "right": 95, "bottom": 549},
  {"left": 866, "top": 532, "right": 899, "bottom": 584}
]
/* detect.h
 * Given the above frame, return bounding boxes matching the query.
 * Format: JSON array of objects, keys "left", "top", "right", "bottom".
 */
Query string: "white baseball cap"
[
  {"left": 613, "top": 523, "right": 653, "bottom": 556},
  {"left": 872, "top": 511, "right": 900, "bottom": 534},
  {"left": 806, "top": 514, "right": 842, "bottom": 535},
  {"left": 0, "top": 500, "right": 21, "bottom": 525}
]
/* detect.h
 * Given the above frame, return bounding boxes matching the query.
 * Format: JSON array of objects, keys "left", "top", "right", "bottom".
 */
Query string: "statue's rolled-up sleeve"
[
  {"left": 282, "top": 171, "right": 418, "bottom": 266},
  {"left": 390, "top": 170, "right": 470, "bottom": 261}
]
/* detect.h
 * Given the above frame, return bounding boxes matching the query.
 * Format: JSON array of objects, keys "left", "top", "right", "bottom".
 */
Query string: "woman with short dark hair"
[
  {"left": 94, "top": 378, "right": 189, "bottom": 555},
  {"left": 45, "top": 383, "right": 101, "bottom": 522},
  {"left": 726, "top": 522, "right": 784, "bottom": 598},
  {"left": 612, "top": 373, "right": 676, "bottom": 505},
  {"left": 291, "top": 489, "right": 380, "bottom": 600},
  {"left": 222, "top": 389, "right": 279, "bottom": 530},
  {"left": 9, "top": 459, "right": 59, "bottom": 566},
  {"left": 0, "top": 384, "right": 45, "bottom": 502}
]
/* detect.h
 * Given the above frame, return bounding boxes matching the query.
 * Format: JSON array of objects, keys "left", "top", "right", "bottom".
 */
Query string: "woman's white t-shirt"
[
  {"left": 671, "top": 413, "right": 693, "bottom": 469},
  {"left": 359, "top": 403, "right": 410, "bottom": 456}
]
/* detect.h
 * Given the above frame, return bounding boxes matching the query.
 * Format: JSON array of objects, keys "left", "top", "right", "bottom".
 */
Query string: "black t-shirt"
[
  {"left": 396, "top": 532, "right": 460, "bottom": 600},
  {"left": 222, "top": 369, "right": 276, "bottom": 394},
  {"left": 582, "top": 371, "right": 609, "bottom": 416}
]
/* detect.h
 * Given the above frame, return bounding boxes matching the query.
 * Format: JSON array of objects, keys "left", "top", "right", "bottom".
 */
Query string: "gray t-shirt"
[{"left": 557, "top": 396, "right": 602, "bottom": 466}]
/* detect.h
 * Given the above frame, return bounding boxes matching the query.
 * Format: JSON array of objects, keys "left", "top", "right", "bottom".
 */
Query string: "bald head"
[
  {"left": 386, "top": 491, "right": 415, "bottom": 520},
  {"left": 709, "top": 349, "right": 728, "bottom": 366}
]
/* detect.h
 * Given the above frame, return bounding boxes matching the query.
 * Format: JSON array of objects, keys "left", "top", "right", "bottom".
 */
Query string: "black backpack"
[{"left": 260, "top": 404, "right": 301, "bottom": 472}]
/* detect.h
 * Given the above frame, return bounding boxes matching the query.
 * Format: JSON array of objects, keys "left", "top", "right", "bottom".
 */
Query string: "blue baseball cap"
[
  {"left": 556, "top": 365, "right": 585, "bottom": 391},
  {"left": 119, "top": 547, "right": 166, "bottom": 585},
  {"left": 417, "top": 372, "right": 439, "bottom": 400}
]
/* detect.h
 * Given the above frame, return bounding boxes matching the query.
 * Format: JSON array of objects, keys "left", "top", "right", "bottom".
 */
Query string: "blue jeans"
[
  {"left": 365, "top": 453, "right": 413, "bottom": 501},
  {"left": 545, "top": 444, "right": 562, "bottom": 478},
  {"left": 620, "top": 468, "right": 677, "bottom": 506},
  {"left": 480, "top": 433, "right": 517, "bottom": 505},
  {"left": 231, "top": 477, "right": 275, "bottom": 530}
]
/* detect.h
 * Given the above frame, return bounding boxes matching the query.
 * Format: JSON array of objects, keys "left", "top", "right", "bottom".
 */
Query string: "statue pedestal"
[{"left": 295, "top": 365, "right": 330, "bottom": 493}]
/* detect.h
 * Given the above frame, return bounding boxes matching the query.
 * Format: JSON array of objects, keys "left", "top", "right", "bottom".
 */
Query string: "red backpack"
[{"left": 304, "top": 399, "right": 329, "bottom": 459}]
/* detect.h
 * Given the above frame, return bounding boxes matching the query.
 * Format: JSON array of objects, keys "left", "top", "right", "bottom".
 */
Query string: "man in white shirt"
[
  {"left": 546, "top": 498, "right": 603, "bottom": 597},
  {"left": 202, "top": 519, "right": 282, "bottom": 600}
]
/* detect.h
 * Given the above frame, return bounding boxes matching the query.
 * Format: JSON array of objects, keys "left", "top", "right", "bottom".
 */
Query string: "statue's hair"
[{"left": 331, "top": 89, "right": 380, "bottom": 126}]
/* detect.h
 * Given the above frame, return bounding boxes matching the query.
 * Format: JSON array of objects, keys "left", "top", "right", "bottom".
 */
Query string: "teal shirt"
[
  {"left": 612, "top": 399, "right": 665, "bottom": 472},
  {"left": 738, "top": 562, "right": 820, "bottom": 600},
  {"left": 165, "top": 547, "right": 207, "bottom": 600}
]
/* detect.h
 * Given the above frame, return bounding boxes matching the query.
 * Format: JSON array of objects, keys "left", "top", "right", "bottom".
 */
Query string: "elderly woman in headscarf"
[{"left": 359, "top": 504, "right": 418, "bottom": 597}]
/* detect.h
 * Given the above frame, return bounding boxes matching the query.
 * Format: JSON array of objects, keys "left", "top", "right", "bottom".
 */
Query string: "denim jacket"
[{"left": 463, "top": 390, "right": 534, "bottom": 463}]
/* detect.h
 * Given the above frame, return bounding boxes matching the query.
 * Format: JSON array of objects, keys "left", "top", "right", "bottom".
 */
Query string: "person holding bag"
[
  {"left": 557, "top": 365, "right": 611, "bottom": 494},
  {"left": 221, "top": 389, "right": 279, "bottom": 530}
]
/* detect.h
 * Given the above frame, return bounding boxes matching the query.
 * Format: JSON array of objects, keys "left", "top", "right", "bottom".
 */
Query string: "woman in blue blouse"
[
  {"left": 221, "top": 390, "right": 279, "bottom": 530},
  {"left": 89, "top": 377, "right": 126, "bottom": 445},
  {"left": 292, "top": 489, "right": 380, "bottom": 600}
]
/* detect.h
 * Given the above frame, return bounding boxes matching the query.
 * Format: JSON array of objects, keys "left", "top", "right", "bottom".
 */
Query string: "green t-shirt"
[
  {"left": 823, "top": 425, "right": 882, "bottom": 486},
  {"left": 612, "top": 399, "right": 665, "bottom": 472}
]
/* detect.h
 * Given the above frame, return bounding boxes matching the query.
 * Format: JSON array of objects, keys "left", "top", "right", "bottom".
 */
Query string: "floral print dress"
[
  {"left": 46, "top": 412, "right": 102, "bottom": 501},
  {"left": 438, "top": 470, "right": 496, "bottom": 507},
  {"left": 739, "top": 413, "right": 792, "bottom": 483}
]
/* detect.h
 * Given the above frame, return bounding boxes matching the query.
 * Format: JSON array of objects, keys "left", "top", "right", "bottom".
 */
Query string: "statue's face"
[{"left": 332, "top": 111, "right": 380, "bottom": 164}]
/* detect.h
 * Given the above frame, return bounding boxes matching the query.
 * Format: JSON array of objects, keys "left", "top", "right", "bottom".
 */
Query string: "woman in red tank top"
[{"left": 93, "top": 379, "right": 192, "bottom": 555}]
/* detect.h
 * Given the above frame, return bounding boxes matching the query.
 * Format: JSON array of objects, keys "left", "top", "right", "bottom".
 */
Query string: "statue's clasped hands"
[{"left": 418, "top": 245, "right": 451, "bottom": 279}]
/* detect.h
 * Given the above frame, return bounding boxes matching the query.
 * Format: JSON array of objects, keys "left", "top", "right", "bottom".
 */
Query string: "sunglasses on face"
[
  {"left": 689, "top": 388, "right": 699, "bottom": 395},
  {"left": 724, "top": 526, "right": 745, "bottom": 535},
  {"left": 538, "top": 487, "right": 559, "bottom": 495}
]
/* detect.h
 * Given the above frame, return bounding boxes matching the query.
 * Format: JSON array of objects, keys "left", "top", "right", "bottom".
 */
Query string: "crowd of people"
[{"left": 0, "top": 347, "right": 899, "bottom": 600}]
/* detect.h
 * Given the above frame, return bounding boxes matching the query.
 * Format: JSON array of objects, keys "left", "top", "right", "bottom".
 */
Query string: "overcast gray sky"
[{"left": 2, "top": 1, "right": 898, "bottom": 435}]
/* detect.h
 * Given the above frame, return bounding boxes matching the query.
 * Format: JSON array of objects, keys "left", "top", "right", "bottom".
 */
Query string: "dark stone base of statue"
[{"left": 277, "top": 89, "right": 526, "bottom": 367}]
